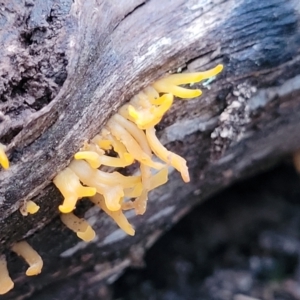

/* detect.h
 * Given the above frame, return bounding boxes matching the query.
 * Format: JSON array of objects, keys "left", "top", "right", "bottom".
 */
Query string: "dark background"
[{"left": 112, "top": 162, "right": 300, "bottom": 300}]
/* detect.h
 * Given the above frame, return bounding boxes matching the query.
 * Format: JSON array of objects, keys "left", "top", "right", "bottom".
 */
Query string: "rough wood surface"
[{"left": 0, "top": 0, "right": 300, "bottom": 299}]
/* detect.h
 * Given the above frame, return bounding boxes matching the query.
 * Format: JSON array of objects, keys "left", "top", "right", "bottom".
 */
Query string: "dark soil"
[
  {"left": 112, "top": 163, "right": 300, "bottom": 300},
  {"left": 0, "top": 0, "right": 71, "bottom": 143}
]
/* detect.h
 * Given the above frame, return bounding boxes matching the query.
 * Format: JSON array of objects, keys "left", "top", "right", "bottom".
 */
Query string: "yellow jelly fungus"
[
  {"left": 20, "top": 200, "right": 40, "bottom": 216},
  {"left": 143, "top": 86, "right": 159, "bottom": 102},
  {"left": 60, "top": 213, "right": 96, "bottom": 242},
  {"left": 96, "top": 131, "right": 135, "bottom": 163},
  {"left": 26, "top": 201, "right": 40, "bottom": 214},
  {"left": 112, "top": 114, "right": 152, "bottom": 154},
  {"left": 133, "top": 167, "right": 152, "bottom": 215},
  {"left": 0, "top": 143, "right": 9, "bottom": 170},
  {"left": 75, "top": 150, "right": 134, "bottom": 168},
  {"left": 149, "top": 167, "right": 169, "bottom": 190},
  {"left": 95, "top": 139, "right": 112, "bottom": 150},
  {"left": 69, "top": 159, "right": 141, "bottom": 211},
  {"left": 132, "top": 190, "right": 149, "bottom": 215},
  {"left": 126, "top": 93, "right": 174, "bottom": 130},
  {"left": 53, "top": 167, "right": 97, "bottom": 213},
  {"left": 53, "top": 64, "right": 223, "bottom": 237},
  {"left": 146, "top": 127, "right": 190, "bottom": 182},
  {"left": 11, "top": 241, "right": 43, "bottom": 276},
  {"left": 91, "top": 194, "right": 135, "bottom": 236},
  {"left": 0, "top": 60, "right": 222, "bottom": 297},
  {"left": 0, "top": 255, "right": 14, "bottom": 295},
  {"left": 106, "top": 119, "right": 164, "bottom": 170},
  {"left": 152, "top": 64, "right": 223, "bottom": 98},
  {"left": 139, "top": 166, "right": 169, "bottom": 213},
  {"left": 123, "top": 168, "right": 168, "bottom": 214},
  {"left": 74, "top": 151, "right": 102, "bottom": 169}
]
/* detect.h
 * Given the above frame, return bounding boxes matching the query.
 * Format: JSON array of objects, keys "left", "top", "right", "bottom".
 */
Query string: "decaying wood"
[{"left": 0, "top": 0, "right": 300, "bottom": 298}]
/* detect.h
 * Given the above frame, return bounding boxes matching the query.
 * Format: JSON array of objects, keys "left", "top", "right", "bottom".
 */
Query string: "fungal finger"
[
  {"left": 102, "top": 186, "right": 124, "bottom": 211},
  {"left": 149, "top": 92, "right": 173, "bottom": 106},
  {"left": 60, "top": 213, "right": 95, "bottom": 242},
  {"left": 121, "top": 201, "right": 134, "bottom": 210},
  {"left": 11, "top": 241, "right": 43, "bottom": 276},
  {"left": 127, "top": 106, "right": 160, "bottom": 130},
  {"left": 20, "top": 200, "right": 40, "bottom": 216},
  {"left": 88, "top": 152, "right": 134, "bottom": 168},
  {"left": 110, "top": 136, "right": 133, "bottom": 161},
  {"left": 94, "top": 132, "right": 134, "bottom": 162},
  {"left": 26, "top": 201, "right": 40, "bottom": 214},
  {"left": 118, "top": 103, "right": 136, "bottom": 122},
  {"left": 0, "top": 143, "right": 9, "bottom": 170},
  {"left": 152, "top": 82, "right": 202, "bottom": 98},
  {"left": 74, "top": 151, "right": 102, "bottom": 168},
  {"left": 92, "top": 136, "right": 112, "bottom": 150},
  {"left": 132, "top": 163, "right": 152, "bottom": 215},
  {"left": 152, "top": 65, "right": 223, "bottom": 98},
  {"left": 54, "top": 167, "right": 97, "bottom": 213},
  {"left": 154, "top": 64, "right": 224, "bottom": 86},
  {"left": 133, "top": 189, "right": 149, "bottom": 215},
  {"left": 70, "top": 160, "right": 140, "bottom": 188},
  {"left": 146, "top": 127, "right": 190, "bottom": 182},
  {"left": 149, "top": 167, "right": 169, "bottom": 190},
  {"left": 0, "top": 255, "right": 14, "bottom": 295},
  {"left": 119, "top": 104, "right": 157, "bottom": 129},
  {"left": 153, "top": 94, "right": 173, "bottom": 114},
  {"left": 135, "top": 165, "right": 169, "bottom": 215},
  {"left": 107, "top": 119, "right": 163, "bottom": 169},
  {"left": 124, "top": 182, "right": 143, "bottom": 198},
  {"left": 131, "top": 93, "right": 151, "bottom": 109},
  {"left": 122, "top": 94, "right": 173, "bottom": 130},
  {"left": 143, "top": 86, "right": 159, "bottom": 102},
  {"left": 91, "top": 194, "right": 135, "bottom": 236},
  {"left": 79, "top": 143, "right": 134, "bottom": 168},
  {"left": 99, "top": 153, "right": 134, "bottom": 167},
  {"left": 77, "top": 226, "right": 96, "bottom": 242},
  {"left": 69, "top": 160, "right": 128, "bottom": 211},
  {"left": 112, "top": 114, "right": 152, "bottom": 154}
]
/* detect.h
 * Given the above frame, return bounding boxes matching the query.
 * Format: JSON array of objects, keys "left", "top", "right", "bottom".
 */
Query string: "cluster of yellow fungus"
[
  {"left": 0, "top": 241, "right": 43, "bottom": 295},
  {"left": 54, "top": 64, "right": 223, "bottom": 239},
  {"left": 0, "top": 65, "right": 222, "bottom": 295}
]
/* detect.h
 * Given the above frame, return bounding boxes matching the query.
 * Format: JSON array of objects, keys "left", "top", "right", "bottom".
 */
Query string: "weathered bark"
[{"left": 0, "top": 0, "right": 300, "bottom": 298}]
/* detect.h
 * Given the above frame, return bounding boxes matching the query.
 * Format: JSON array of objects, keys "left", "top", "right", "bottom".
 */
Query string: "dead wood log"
[{"left": 0, "top": 0, "right": 300, "bottom": 298}]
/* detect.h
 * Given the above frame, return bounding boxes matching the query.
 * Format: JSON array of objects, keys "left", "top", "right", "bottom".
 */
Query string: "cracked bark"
[{"left": 0, "top": 0, "right": 300, "bottom": 299}]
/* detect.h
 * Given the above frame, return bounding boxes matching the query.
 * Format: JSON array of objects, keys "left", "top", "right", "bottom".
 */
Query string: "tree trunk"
[{"left": 0, "top": 0, "right": 300, "bottom": 298}]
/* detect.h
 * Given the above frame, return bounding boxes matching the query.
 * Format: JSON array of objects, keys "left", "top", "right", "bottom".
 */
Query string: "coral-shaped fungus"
[
  {"left": 54, "top": 64, "right": 223, "bottom": 240},
  {"left": 11, "top": 241, "right": 43, "bottom": 276},
  {"left": 0, "top": 64, "right": 222, "bottom": 295},
  {"left": 0, "top": 255, "right": 14, "bottom": 295},
  {"left": 20, "top": 200, "right": 40, "bottom": 216},
  {"left": 60, "top": 212, "right": 96, "bottom": 242}
]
